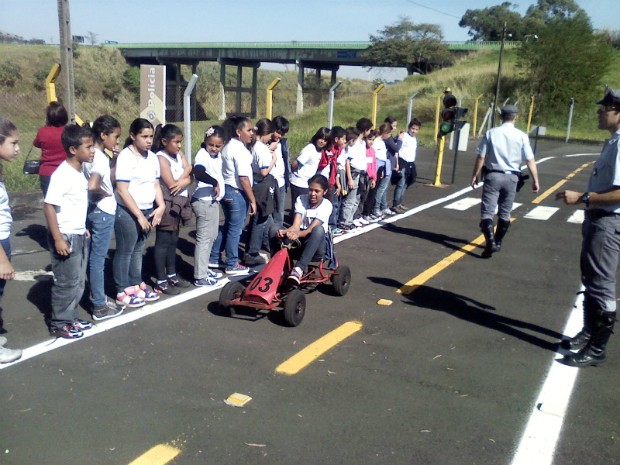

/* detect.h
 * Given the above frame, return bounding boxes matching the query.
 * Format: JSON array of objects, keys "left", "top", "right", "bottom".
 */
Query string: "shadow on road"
[{"left": 382, "top": 223, "right": 482, "bottom": 258}]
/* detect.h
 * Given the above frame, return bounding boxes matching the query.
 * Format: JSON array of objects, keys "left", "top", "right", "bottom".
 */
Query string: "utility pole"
[
  {"left": 492, "top": 22, "right": 507, "bottom": 128},
  {"left": 57, "top": 0, "right": 75, "bottom": 119}
]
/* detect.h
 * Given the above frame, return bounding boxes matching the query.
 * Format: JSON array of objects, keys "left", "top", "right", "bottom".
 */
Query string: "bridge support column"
[
  {"left": 219, "top": 59, "right": 260, "bottom": 118},
  {"left": 295, "top": 60, "right": 339, "bottom": 116}
]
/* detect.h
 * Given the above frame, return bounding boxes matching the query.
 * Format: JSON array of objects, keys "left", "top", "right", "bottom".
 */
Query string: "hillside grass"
[{"left": 1, "top": 44, "right": 619, "bottom": 193}]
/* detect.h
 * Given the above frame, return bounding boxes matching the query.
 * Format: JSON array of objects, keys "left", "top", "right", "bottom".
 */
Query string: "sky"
[{"left": 0, "top": 0, "right": 615, "bottom": 80}]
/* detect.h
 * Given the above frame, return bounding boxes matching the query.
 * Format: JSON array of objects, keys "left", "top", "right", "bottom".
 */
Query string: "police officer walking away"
[
  {"left": 470, "top": 105, "right": 540, "bottom": 258},
  {"left": 556, "top": 88, "right": 620, "bottom": 367}
]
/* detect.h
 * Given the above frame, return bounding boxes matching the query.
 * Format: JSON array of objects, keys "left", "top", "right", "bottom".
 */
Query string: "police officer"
[
  {"left": 556, "top": 88, "right": 620, "bottom": 367},
  {"left": 471, "top": 105, "right": 540, "bottom": 258}
]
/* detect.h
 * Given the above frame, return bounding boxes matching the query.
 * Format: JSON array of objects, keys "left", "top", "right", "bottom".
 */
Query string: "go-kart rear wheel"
[
  {"left": 332, "top": 265, "right": 351, "bottom": 296},
  {"left": 219, "top": 281, "right": 245, "bottom": 317},
  {"left": 283, "top": 289, "right": 306, "bottom": 327}
]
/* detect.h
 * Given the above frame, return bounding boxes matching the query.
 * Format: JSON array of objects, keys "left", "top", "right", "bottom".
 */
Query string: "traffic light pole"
[
  {"left": 433, "top": 135, "right": 446, "bottom": 187},
  {"left": 450, "top": 129, "right": 461, "bottom": 185}
]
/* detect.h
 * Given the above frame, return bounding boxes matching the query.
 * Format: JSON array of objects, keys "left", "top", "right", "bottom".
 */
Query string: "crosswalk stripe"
[
  {"left": 524, "top": 206, "right": 559, "bottom": 220},
  {"left": 444, "top": 197, "right": 481, "bottom": 210},
  {"left": 567, "top": 210, "right": 585, "bottom": 224}
]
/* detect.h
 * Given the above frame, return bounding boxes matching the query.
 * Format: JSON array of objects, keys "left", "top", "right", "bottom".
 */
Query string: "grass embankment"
[{"left": 0, "top": 44, "right": 618, "bottom": 193}]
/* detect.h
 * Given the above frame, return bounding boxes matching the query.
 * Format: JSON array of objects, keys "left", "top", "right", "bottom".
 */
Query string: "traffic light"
[{"left": 439, "top": 93, "right": 468, "bottom": 136}]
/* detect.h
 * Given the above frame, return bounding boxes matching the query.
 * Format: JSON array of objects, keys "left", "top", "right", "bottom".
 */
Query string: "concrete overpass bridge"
[{"left": 109, "top": 41, "right": 518, "bottom": 119}]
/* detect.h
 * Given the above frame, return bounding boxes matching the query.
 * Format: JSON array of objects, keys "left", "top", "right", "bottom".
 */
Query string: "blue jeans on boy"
[
  {"left": 374, "top": 174, "right": 390, "bottom": 213},
  {"left": 340, "top": 171, "right": 361, "bottom": 225},
  {"left": 113, "top": 205, "right": 151, "bottom": 293},
  {"left": 50, "top": 233, "right": 88, "bottom": 330},
  {"left": 87, "top": 206, "right": 115, "bottom": 307},
  {"left": 273, "top": 185, "right": 286, "bottom": 228},
  {"left": 393, "top": 161, "right": 417, "bottom": 207},
  {"left": 218, "top": 185, "right": 248, "bottom": 267}
]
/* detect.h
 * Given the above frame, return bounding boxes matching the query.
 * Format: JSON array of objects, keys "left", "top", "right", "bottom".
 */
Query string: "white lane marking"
[
  {"left": 445, "top": 197, "right": 481, "bottom": 211},
  {"left": 0, "top": 279, "right": 231, "bottom": 370},
  {"left": 510, "top": 289, "right": 583, "bottom": 465},
  {"left": 524, "top": 206, "right": 559, "bottom": 220},
  {"left": 565, "top": 153, "right": 599, "bottom": 158},
  {"left": 567, "top": 210, "right": 585, "bottom": 224}
]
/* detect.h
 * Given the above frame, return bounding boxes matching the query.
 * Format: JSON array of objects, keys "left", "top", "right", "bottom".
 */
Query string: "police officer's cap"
[
  {"left": 597, "top": 87, "right": 620, "bottom": 107},
  {"left": 500, "top": 105, "right": 519, "bottom": 116}
]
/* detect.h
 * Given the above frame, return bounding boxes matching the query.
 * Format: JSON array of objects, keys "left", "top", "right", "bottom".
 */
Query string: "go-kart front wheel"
[
  {"left": 332, "top": 265, "right": 351, "bottom": 296},
  {"left": 283, "top": 289, "right": 306, "bottom": 327},
  {"left": 219, "top": 281, "right": 245, "bottom": 317}
]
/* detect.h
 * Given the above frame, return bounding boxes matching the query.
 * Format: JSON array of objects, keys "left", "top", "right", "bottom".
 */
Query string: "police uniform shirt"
[
  {"left": 477, "top": 122, "right": 534, "bottom": 172},
  {"left": 587, "top": 129, "right": 620, "bottom": 213}
]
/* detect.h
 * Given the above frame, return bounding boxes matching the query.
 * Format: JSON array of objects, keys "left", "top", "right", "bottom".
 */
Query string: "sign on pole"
[{"left": 140, "top": 65, "right": 166, "bottom": 127}]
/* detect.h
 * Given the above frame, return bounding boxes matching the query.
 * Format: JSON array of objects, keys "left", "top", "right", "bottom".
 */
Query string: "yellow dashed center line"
[
  {"left": 128, "top": 444, "right": 180, "bottom": 465},
  {"left": 532, "top": 161, "right": 593, "bottom": 204},
  {"left": 276, "top": 321, "right": 363, "bottom": 375}
]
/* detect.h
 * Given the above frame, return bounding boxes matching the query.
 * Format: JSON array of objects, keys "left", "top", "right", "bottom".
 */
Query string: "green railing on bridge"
[{"left": 109, "top": 41, "right": 521, "bottom": 51}]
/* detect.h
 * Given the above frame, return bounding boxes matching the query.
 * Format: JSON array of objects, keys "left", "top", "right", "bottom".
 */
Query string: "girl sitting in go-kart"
[{"left": 272, "top": 174, "right": 332, "bottom": 285}]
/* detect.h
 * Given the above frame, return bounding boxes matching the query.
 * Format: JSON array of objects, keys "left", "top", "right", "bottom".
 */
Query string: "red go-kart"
[{"left": 218, "top": 235, "right": 351, "bottom": 326}]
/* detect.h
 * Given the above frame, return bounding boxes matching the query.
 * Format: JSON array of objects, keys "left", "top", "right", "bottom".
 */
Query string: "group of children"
[{"left": 0, "top": 111, "right": 420, "bottom": 359}]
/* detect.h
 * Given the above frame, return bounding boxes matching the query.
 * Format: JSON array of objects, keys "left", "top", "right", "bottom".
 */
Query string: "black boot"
[
  {"left": 564, "top": 310, "right": 616, "bottom": 367},
  {"left": 563, "top": 295, "right": 595, "bottom": 351},
  {"left": 494, "top": 219, "right": 510, "bottom": 252},
  {"left": 480, "top": 219, "right": 496, "bottom": 258}
]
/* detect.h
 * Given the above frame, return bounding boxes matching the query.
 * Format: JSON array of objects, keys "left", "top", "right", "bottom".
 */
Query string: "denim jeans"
[
  {"left": 154, "top": 229, "right": 179, "bottom": 280},
  {"left": 339, "top": 171, "right": 360, "bottom": 225},
  {"left": 393, "top": 161, "right": 417, "bottom": 207},
  {"left": 50, "top": 233, "right": 89, "bottom": 329},
  {"left": 374, "top": 171, "right": 390, "bottom": 213},
  {"left": 327, "top": 186, "right": 341, "bottom": 228},
  {"left": 296, "top": 225, "right": 326, "bottom": 271},
  {"left": 113, "top": 205, "right": 151, "bottom": 293},
  {"left": 273, "top": 185, "right": 286, "bottom": 228},
  {"left": 0, "top": 237, "right": 10, "bottom": 302},
  {"left": 218, "top": 185, "right": 248, "bottom": 267},
  {"left": 246, "top": 212, "right": 271, "bottom": 256},
  {"left": 87, "top": 207, "right": 115, "bottom": 307},
  {"left": 192, "top": 198, "right": 219, "bottom": 279}
]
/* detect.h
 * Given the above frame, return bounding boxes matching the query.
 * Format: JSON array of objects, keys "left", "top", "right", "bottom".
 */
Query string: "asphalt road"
[{"left": 1, "top": 139, "right": 618, "bottom": 465}]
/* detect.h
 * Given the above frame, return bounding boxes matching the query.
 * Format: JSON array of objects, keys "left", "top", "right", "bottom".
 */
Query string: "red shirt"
[{"left": 33, "top": 125, "right": 66, "bottom": 176}]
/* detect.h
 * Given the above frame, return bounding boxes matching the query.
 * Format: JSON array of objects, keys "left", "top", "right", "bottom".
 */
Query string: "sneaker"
[
  {"left": 206, "top": 269, "right": 223, "bottom": 279},
  {"left": 383, "top": 208, "right": 395, "bottom": 216},
  {"left": 92, "top": 300, "right": 124, "bottom": 321},
  {"left": 73, "top": 318, "right": 93, "bottom": 331},
  {"left": 353, "top": 219, "right": 363, "bottom": 227},
  {"left": 390, "top": 207, "right": 401, "bottom": 214},
  {"left": 332, "top": 227, "right": 344, "bottom": 237},
  {"left": 194, "top": 277, "right": 218, "bottom": 287},
  {"left": 397, "top": 204, "right": 408, "bottom": 211},
  {"left": 287, "top": 266, "right": 303, "bottom": 285},
  {"left": 208, "top": 261, "right": 223, "bottom": 269},
  {"left": 0, "top": 346, "right": 22, "bottom": 363},
  {"left": 244, "top": 254, "right": 266, "bottom": 266},
  {"left": 154, "top": 280, "right": 180, "bottom": 295},
  {"left": 167, "top": 276, "right": 191, "bottom": 288},
  {"left": 369, "top": 213, "right": 383, "bottom": 222},
  {"left": 225, "top": 262, "right": 250, "bottom": 276},
  {"left": 0, "top": 335, "right": 7, "bottom": 346},
  {"left": 116, "top": 290, "right": 146, "bottom": 308},
  {"left": 358, "top": 217, "right": 370, "bottom": 225},
  {"left": 50, "top": 324, "right": 83, "bottom": 339},
  {"left": 136, "top": 283, "right": 160, "bottom": 302}
]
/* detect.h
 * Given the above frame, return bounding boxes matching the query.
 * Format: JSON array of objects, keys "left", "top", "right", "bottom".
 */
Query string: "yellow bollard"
[
  {"left": 527, "top": 96, "right": 535, "bottom": 133},
  {"left": 265, "top": 77, "right": 281, "bottom": 120},
  {"left": 473, "top": 94, "right": 484, "bottom": 137},
  {"left": 434, "top": 94, "right": 442, "bottom": 143},
  {"left": 371, "top": 83, "right": 385, "bottom": 127},
  {"left": 433, "top": 135, "right": 447, "bottom": 187},
  {"left": 45, "top": 63, "right": 61, "bottom": 104}
]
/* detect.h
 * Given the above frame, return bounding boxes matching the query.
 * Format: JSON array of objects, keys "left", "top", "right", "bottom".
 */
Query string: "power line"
[{"left": 404, "top": 0, "right": 461, "bottom": 19}]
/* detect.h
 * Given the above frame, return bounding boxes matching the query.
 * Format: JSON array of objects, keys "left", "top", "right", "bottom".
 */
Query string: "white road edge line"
[{"left": 510, "top": 287, "right": 584, "bottom": 465}]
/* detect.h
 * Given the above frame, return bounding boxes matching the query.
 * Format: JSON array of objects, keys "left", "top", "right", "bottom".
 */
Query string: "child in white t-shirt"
[
  {"left": 152, "top": 124, "right": 193, "bottom": 295},
  {"left": 113, "top": 118, "right": 165, "bottom": 307},
  {"left": 82, "top": 115, "right": 124, "bottom": 321},
  {"left": 44, "top": 125, "right": 96, "bottom": 339},
  {"left": 289, "top": 127, "right": 330, "bottom": 211},
  {"left": 0, "top": 117, "right": 22, "bottom": 362}
]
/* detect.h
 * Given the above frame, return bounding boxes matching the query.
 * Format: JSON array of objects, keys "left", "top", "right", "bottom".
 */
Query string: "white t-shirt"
[
  {"left": 157, "top": 151, "right": 188, "bottom": 197},
  {"left": 193, "top": 147, "right": 225, "bottom": 201},
  {"left": 221, "top": 138, "right": 253, "bottom": 189},
  {"left": 0, "top": 181, "right": 12, "bottom": 240},
  {"left": 251, "top": 140, "right": 273, "bottom": 179},
  {"left": 347, "top": 139, "right": 367, "bottom": 171},
  {"left": 45, "top": 161, "right": 88, "bottom": 235},
  {"left": 373, "top": 138, "right": 387, "bottom": 162},
  {"left": 290, "top": 143, "right": 321, "bottom": 188},
  {"left": 115, "top": 147, "right": 160, "bottom": 210},
  {"left": 294, "top": 195, "right": 333, "bottom": 230},
  {"left": 400, "top": 132, "right": 418, "bottom": 163},
  {"left": 336, "top": 146, "right": 348, "bottom": 170},
  {"left": 83, "top": 147, "right": 117, "bottom": 215},
  {"left": 271, "top": 143, "right": 286, "bottom": 188}
]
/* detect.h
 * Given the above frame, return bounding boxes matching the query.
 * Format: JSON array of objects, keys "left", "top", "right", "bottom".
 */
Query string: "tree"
[
  {"left": 363, "top": 18, "right": 451, "bottom": 75},
  {"left": 459, "top": 2, "right": 524, "bottom": 41},
  {"left": 517, "top": 14, "right": 613, "bottom": 117}
]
